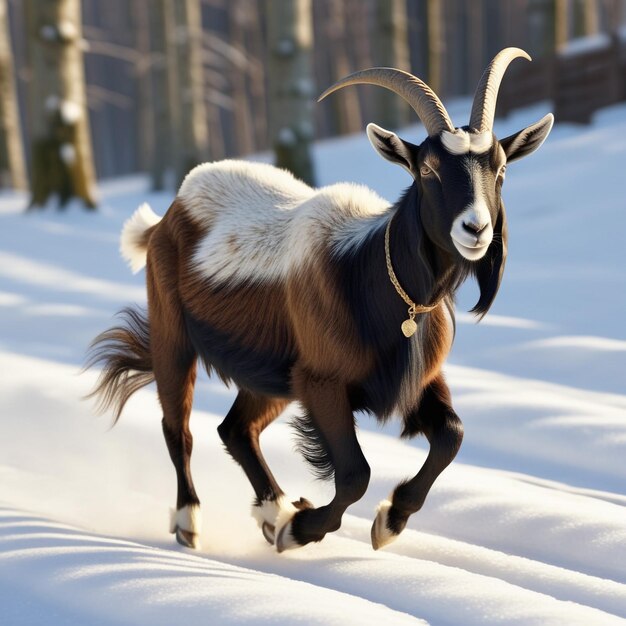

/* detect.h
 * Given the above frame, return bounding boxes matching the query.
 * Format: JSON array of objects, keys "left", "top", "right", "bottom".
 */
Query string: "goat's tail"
[
  {"left": 120, "top": 203, "right": 162, "bottom": 273},
  {"left": 85, "top": 306, "right": 154, "bottom": 424}
]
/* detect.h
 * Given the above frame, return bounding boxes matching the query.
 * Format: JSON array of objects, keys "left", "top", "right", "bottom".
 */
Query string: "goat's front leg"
[
  {"left": 276, "top": 370, "right": 370, "bottom": 552},
  {"left": 371, "top": 374, "right": 464, "bottom": 550},
  {"left": 217, "top": 390, "right": 313, "bottom": 545}
]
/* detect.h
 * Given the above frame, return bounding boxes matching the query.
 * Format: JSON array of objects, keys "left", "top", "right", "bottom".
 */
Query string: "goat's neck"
[
  {"left": 338, "top": 188, "right": 458, "bottom": 346},
  {"left": 383, "top": 191, "right": 456, "bottom": 309}
]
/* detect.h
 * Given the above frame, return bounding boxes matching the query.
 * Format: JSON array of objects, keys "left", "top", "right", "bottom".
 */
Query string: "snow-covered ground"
[{"left": 1, "top": 101, "right": 625, "bottom": 625}]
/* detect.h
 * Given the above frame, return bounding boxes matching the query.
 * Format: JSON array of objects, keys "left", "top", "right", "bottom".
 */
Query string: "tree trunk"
[
  {"left": 583, "top": 0, "right": 599, "bottom": 34},
  {"left": 372, "top": 0, "right": 410, "bottom": 130},
  {"left": 229, "top": 0, "right": 255, "bottom": 155},
  {"left": 427, "top": 0, "right": 443, "bottom": 96},
  {"left": 266, "top": 0, "right": 316, "bottom": 186},
  {"left": 555, "top": 0, "right": 570, "bottom": 48},
  {"left": 325, "top": 0, "right": 362, "bottom": 135},
  {"left": 167, "top": 0, "right": 209, "bottom": 188},
  {"left": 245, "top": 0, "right": 268, "bottom": 152},
  {"left": 466, "top": 0, "right": 485, "bottom": 87},
  {"left": 528, "top": 0, "right": 557, "bottom": 57},
  {"left": 150, "top": 0, "right": 174, "bottom": 189},
  {"left": 0, "top": 0, "right": 27, "bottom": 190},
  {"left": 24, "top": 0, "right": 97, "bottom": 208},
  {"left": 133, "top": 0, "right": 154, "bottom": 176}
]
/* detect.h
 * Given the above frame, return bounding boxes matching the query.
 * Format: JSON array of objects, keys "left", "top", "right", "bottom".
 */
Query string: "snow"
[
  {"left": 60, "top": 143, "right": 77, "bottom": 165},
  {"left": 59, "top": 100, "right": 82, "bottom": 125},
  {"left": 1, "top": 100, "right": 626, "bottom": 625},
  {"left": 559, "top": 33, "right": 612, "bottom": 57}
]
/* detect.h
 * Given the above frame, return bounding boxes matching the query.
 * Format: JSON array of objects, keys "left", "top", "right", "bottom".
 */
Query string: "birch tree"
[
  {"left": 0, "top": 0, "right": 27, "bottom": 190},
  {"left": 372, "top": 0, "right": 410, "bottom": 129},
  {"left": 267, "top": 0, "right": 316, "bottom": 186},
  {"left": 24, "top": 0, "right": 97, "bottom": 208}
]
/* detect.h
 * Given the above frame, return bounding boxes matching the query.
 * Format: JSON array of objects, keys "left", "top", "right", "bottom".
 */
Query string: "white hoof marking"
[
  {"left": 175, "top": 527, "right": 201, "bottom": 550},
  {"left": 371, "top": 498, "right": 398, "bottom": 550},
  {"left": 276, "top": 518, "right": 300, "bottom": 553},
  {"left": 252, "top": 497, "right": 296, "bottom": 527},
  {"left": 169, "top": 504, "right": 202, "bottom": 535},
  {"left": 262, "top": 521, "right": 276, "bottom": 545}
]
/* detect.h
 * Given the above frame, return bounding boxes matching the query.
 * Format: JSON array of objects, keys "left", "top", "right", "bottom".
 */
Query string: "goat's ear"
[
  {"left": 366, "top": 123, "right": 418, "bottom": 177},
  {"left": 500, "top": 113, "right": 554, "bottom": 163},
  {"left": 470, "top": 204, "right": 508, "bottom": 319}
]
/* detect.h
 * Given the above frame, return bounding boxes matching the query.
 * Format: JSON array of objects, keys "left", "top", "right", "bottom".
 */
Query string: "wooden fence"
[{"left": 498, "top": 31, "right": 626, "bottom": 124}]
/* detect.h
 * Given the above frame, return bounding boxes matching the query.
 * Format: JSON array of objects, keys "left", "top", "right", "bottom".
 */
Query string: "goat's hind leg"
[
  {"left": 371, "top": 374, "right": 463, "bottom": 549},
  {"left": 155, "top": 339, "right": 201, "bottom": 549},
  {"left": 218, "top": 390, "right": 313, "bottom": 545},
  {"left": 147, "top": 255, "right": 201, "bottom": 548}
]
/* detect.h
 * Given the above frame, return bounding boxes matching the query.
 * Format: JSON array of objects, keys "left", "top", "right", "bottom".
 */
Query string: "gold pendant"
[{"left": 401, "top": 318, "right": 417, "bottom": 337}]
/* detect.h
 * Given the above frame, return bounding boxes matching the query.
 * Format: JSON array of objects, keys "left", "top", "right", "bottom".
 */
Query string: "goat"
[{"left": 87, "top": 48, "right": 553, "bottom": 552}]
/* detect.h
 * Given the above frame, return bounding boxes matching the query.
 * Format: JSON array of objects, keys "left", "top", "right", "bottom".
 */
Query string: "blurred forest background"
[{"left": 1, "top": 0, "right": 625, "bottom": 208}]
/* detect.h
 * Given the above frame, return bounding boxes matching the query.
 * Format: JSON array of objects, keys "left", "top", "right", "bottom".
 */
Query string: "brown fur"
[
  {"left": 87, "top": 193, "right": 460, "bottom": 551},
  {"left": 287, "top": 255, "right": 374, "bottom": 381},
  {"left": 145, "top": 200, "right": 375, "bottom": 391},
  {"left": 421, "top": 303, "right": 454, "bottom": 388}
]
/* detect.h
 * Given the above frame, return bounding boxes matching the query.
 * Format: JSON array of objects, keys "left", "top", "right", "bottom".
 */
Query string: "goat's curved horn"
[
  {"left": 318, "top": 67, "right": 454, "bottom": 136},
  {"left": 469, "top": 48, "right": 531, "bottom": 132}
]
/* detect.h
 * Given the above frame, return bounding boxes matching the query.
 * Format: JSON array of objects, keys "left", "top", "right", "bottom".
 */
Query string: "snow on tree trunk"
[
  {"left": 165, "top": 0, "right": 209, "bottom": 189},
  {"left": 267, "top": 0, "right": 316, "bottom": 186},
  {"left": 372, "top": 0, "right": 410, "bottom": 130},
  {"left": 0, "top": 0, "right": 27, "bottom": 191},
  {"left": 24, "top": 0, "right": 97, "bottom": 209}
]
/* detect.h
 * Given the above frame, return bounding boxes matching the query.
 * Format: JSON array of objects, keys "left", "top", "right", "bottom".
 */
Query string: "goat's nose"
[{"left": 462, "top": 220, "right": 488, "bottom": 235}]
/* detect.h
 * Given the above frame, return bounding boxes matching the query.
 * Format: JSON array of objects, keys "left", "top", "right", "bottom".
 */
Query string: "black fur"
[
  {"left": 183, "top": 309, "right": 294, "bottom": 397},
  {"left": 471, "top": 202, "right": 508, "bottom": 317},
  {"left": 291, "top": 411, "right": 335, "bottom": 481},
  {"left": 334, "top": 184, "right": 465, "bottom": 418}
]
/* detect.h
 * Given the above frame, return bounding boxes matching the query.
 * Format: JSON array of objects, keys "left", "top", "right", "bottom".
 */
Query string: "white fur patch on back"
[
  {"left": 179, "top": 160, "right": 390, "bottom": 285},
  {"left": 441, "top": 129, "right": 492, "bottom": 155},
  {"left": 120, "top": 202, "right": 162, "bottom": 273}
]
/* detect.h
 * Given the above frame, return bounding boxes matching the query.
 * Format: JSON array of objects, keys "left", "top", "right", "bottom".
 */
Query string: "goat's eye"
[
  {"left": 498, "top": 165, "right": 507, "bottom": 180},
  {"left": 420, "top": 164, "right": 433, "bottom": 177}
]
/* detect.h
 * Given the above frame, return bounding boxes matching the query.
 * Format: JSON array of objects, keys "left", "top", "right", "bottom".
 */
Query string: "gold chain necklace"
[{"left": 384, "top": 216, "right": 440, "bottom": 338}]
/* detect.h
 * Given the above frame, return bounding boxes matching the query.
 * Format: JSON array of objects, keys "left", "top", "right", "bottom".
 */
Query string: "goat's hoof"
[
  {"left": 371, "top": 499, "right": 400, "bottom": 550},
  {"left": 261, "top": 521, "right": 275, "bottom": 545},
  {"left": 276, "top": 517, "right": 300, "bottom": 553},
  {"left": 174, "top": 526, "right": 201, "bottom": 550},
  {"left": 264, "top": 499, "right": 312, "bottom": 546},
  {"left": 170, "top": 505, "right": 201, "bottom": 550}
]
